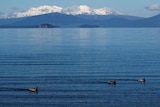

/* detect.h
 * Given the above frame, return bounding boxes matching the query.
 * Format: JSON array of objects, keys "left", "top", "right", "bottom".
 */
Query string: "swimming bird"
[
  {"left": 28, "top": 87, "right": 38, "bottom": 92},
  {"left": 107, "top": 80, "right": 116, "bottom": 85},
  {"left": 137, "top": 78, "right": 145, "bottom": 83}
]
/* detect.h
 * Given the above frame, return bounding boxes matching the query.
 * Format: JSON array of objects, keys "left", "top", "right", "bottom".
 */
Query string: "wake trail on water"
[{"left": 0, "top": 87, "right": 29, "bottom": 91}]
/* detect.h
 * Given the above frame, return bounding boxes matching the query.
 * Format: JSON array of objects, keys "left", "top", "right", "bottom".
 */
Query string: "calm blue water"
[{"left": 0, "top": 28, "right": 160, "bottom": 107}]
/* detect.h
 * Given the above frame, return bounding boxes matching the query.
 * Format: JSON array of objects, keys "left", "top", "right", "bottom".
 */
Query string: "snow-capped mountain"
[
  {"left": 3, "top": 5, "right": 158, "bottom": 28},
  {"left": 1, "top": 5, "right": 123, "bottom": 18},
  {"left": 15, "top": 6, "right": 62, "bottom": 18},
  {"left": 1, "top": 10, "right": 160, "bottom": 28},
  {"left": 61, "top": 5, "right": 123, "bottom": 15}
]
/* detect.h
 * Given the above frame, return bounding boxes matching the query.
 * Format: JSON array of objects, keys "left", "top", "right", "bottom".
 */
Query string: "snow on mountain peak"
[
  {"left": 1, "top": 5, "right": 123, "bottom": 18},
  {"left": 94, "top": 7, "right": 123, "bottom": 15},
  {"left": 62, "top": 5, "right": 123, "bottom": 15},
  {"left": 62, "top": 5, "right": 94, "bottom": 15},
  {"left": 13, "top": 5, "right": 62, "bottom": 18}
]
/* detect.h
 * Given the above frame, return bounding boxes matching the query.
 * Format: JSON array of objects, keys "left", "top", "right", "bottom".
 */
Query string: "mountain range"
[{"left": 0, "top": 5, "right": 160, "bottom": 28}]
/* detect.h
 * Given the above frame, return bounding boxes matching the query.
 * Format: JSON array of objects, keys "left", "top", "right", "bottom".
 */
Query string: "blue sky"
[{"left": 1, "top": 0, "right": 160, "bottom": 17}]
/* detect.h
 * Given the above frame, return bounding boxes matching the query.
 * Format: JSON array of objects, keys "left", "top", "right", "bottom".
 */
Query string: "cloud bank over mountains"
[{"left": 0, "top": 5, "right": 123, "bottom": 18}]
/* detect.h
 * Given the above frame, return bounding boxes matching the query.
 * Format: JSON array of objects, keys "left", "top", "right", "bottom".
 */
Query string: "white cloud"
[{"left": 146, "top": 4, "right": 160, "bottom": 11}]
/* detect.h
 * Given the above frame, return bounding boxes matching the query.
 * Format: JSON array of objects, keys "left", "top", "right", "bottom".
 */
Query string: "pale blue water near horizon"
[{"left": 0, "top": 28, "right": 160, "bottom": 107}]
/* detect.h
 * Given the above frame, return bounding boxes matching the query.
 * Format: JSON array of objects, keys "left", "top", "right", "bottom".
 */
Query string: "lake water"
[{"left": 0, "top": 28, "right": 160, "bottom": 107}]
